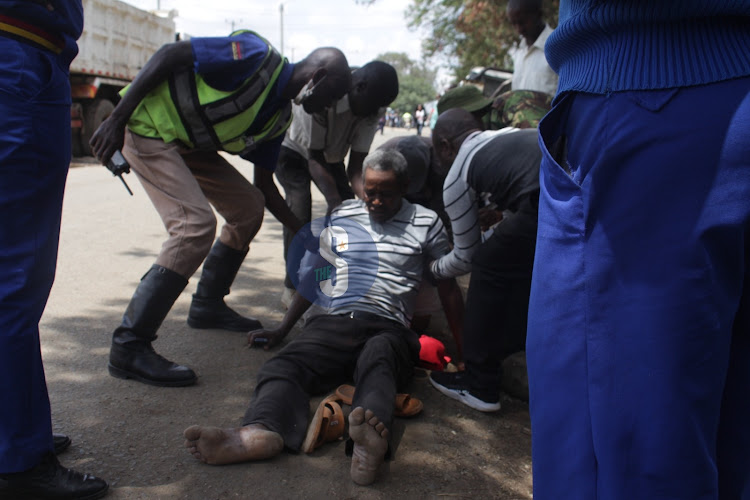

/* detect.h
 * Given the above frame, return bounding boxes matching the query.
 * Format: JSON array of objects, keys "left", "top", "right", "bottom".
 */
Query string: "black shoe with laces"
[
  {"left": 0, "top": 452, "right": 108, "bottom": 500},
  {"left": 429, "top": 371, "right": 501, "bottom": 412},
  {"left": 109, "top": 340, "right": 197, "bottom": 387}
]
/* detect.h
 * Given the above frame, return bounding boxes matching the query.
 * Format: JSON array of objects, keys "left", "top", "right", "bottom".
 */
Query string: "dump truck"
[{"left": 70, "top": 0, "right": 176, "bottom": 156}]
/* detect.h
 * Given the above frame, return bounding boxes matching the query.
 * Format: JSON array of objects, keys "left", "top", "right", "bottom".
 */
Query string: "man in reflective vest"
[{"left": 89, "top": 31, "right": 351, "bottom": 388}]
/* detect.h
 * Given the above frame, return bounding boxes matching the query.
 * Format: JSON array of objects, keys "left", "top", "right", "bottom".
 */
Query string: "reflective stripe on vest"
[{"left": 169, "top": 44, "right": 285, "bottom": 152}]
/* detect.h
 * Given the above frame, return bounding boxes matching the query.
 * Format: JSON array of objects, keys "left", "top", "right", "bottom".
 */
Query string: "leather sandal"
[
  {"left": 335, "top": 384, "right": 423, "bottom": 418},
  {"left": 301, "top": 395, "right": 346, "bottom": 453}
]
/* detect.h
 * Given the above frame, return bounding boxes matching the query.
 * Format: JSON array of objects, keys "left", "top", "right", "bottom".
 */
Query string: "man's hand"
[
  {"left": 478, "top": 206, "right": 503, "bottom": 232},
  {"left": 89, "top": 115, "right": 127, "bottom": 166},
  {"left": 248, "top": 327, "right": 288, "bottom": 350}
]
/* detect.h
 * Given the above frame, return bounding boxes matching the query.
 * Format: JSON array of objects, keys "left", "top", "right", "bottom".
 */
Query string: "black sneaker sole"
[{"left": 108, "top": 364, "right": 197, "bottom": 387}]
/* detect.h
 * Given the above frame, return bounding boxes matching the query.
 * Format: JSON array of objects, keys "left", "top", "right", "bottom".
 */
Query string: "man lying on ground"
[{"left": 183, "top": 149, "right": 461, "bottom": 485}]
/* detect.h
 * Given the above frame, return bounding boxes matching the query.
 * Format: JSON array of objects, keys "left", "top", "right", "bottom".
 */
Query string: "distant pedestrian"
[{"left": 415, "top": 104, "right": 426, "bottom": 135}]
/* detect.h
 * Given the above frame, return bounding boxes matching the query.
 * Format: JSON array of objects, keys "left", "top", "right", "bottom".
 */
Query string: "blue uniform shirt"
[{"left": 191, "top": 32, "right": 294, "bottom": 170}]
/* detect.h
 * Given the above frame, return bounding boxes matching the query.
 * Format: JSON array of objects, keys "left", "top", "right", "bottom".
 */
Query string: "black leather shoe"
[
  {"left": 109, "top": 340, "right": 197, "bottom": 387},
  {"left": 187, "top": 296, "right": 263, "bottom": 332},
  {"left": 53, "top": 434, "right": 72, "bottom": 455},
  {"left": 0, "top": 452, "right": 108, "bottom": 499}
]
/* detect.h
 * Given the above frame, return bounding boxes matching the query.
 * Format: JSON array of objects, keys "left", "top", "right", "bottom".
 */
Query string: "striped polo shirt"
[{"left": 302, "top": 199, "right": 449, "bottom": 327}]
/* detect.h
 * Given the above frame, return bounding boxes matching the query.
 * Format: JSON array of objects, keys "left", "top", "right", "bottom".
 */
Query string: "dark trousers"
[
  {"left": 464, "top": 193, "right": 538, "bottom": 399},
  {"left": 275, "top": 147, "right": 354, "bottom": 288},
  {"left": 242, "top": 315, "right": 420, "bottom": 452},
  {"left": 0, "top": 39, "right": 72, "bottom": 472}
]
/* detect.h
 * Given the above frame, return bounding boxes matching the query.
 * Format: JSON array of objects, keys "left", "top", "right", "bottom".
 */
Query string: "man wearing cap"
[{"left": 437, "top": 85, "right": 550, "bottom": 131}]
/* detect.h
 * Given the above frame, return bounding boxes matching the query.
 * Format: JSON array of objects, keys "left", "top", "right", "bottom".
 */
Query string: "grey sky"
[{"left": 120, "top": 0, "right": 427, "bottom": 67}]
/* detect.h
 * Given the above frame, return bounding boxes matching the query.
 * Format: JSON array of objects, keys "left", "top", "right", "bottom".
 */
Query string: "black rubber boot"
[
  {"left": 109, "top": 265, "right": 197, "bottom": 387},
  {"left": 187, "top": 240, "right": 263, "bottom": 332},
  {"left": 0, "top": 452, "right": 108, "bottom": 500}
]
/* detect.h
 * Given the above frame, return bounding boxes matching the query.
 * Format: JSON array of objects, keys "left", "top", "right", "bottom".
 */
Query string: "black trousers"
[
  {"left": 242, "top": 314, "right": 420, "bottom": 452},
  {"left": 464, "top": 193, "right": 539, "bottom": 399},
  {"left": 275, "top": 147, "right": 354, "bottom": 288}
]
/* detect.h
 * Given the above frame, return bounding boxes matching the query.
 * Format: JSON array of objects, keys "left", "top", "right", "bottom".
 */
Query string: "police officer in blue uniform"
[{"left": 0, "top": 1, "right": 109, "bottom": 498}]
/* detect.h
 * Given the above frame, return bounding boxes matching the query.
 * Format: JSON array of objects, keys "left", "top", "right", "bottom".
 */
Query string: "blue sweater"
[{"left": 546, "top": 0, "right": 750, "bottom": 94}]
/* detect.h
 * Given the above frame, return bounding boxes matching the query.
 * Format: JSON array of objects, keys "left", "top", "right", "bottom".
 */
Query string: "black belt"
[
  {"left": 0, "top": 14, "right": 65, "bottom": 54},
  {"left": 338, "top": 311, "right": 402, "bottom": 326}
]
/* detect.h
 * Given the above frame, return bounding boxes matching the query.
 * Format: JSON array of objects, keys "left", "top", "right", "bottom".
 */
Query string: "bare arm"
[
  {"left": 308, "top": 149, "right": 343, "bottom": 214},
  {"left": 254, "top": 166, "right": 304, "bottom": 233},
  {"left": 346, "top": 150, "right": 367, "bottom": 200},
  {"left": 89, "top": 41, "right": 194, "bottom": 165},
  {"left": 436, "top": 277, "right": 465, "bottom": 364},
  {"left": 248, "top": 292, "right": 312, "bottom": 349}
]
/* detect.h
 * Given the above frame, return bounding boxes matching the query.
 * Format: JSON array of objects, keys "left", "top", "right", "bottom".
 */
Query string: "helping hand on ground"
[{"left": 248, "top": 328, "right": 286, "bottom": 350}]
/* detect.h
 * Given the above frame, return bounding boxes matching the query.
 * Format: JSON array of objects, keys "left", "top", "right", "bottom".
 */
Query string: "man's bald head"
[
  {"left": 289, "top": 47, "right": 351, "bottom": 113},
  {"left": 349, "top": 61, "right": 399, "bottom": 117},
  {"left": 300, "top": 47, "right": 351, "bottom": 92},
  {"left": 432, "top": 108, "right": 483, "bottom": 171}
]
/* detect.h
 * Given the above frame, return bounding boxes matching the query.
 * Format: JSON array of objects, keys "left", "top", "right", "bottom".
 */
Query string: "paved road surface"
[{"left": 37, "top": 126, "right": 532, "bottom": 499}]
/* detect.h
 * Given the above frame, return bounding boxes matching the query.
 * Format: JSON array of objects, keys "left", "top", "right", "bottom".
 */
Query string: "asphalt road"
[{"left": 37, "top": 126, "right": 533, "bottom": 499}]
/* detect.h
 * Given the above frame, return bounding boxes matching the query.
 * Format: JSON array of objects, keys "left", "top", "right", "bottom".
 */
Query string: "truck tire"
[{"left": 81, "top": 98, "right": 115, "bottom": 157}]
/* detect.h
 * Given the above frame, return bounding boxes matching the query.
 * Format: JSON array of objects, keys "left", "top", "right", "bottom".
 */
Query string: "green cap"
[{"left": 437, "top": 85, "right": 493, "bottom": 115}]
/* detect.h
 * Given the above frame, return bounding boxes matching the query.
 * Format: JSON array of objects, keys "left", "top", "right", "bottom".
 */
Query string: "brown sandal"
[
  {"left": 301, "top": 395, "right": 346, "bottom": 453},
  {"left": 334, "top": 384, "right": 423, "bottom": 418}
]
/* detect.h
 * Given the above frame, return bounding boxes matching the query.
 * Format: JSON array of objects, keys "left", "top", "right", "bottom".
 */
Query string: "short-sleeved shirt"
[
  {"left": 509, "top": 24, "right": 558, "bottom": 97},
  {"left": 282, "top": 96, "right": 384, "bottom": 163},
  {"left": 430, "top": 128, "right": 541, "bottom": 279},
  {"left": 303, "top": 199, "right": 450, "bottom": 327}
]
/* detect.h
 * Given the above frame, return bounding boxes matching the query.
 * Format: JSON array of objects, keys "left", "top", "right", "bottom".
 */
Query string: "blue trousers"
[
  {"left": 528, "top": 77, "right": 750, "bottom": 500},
  {"left": 0, "top": 38, "right": 72, "bottom": 472}
]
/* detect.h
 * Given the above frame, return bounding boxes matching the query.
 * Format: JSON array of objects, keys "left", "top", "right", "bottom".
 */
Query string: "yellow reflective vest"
[{"left": 124, "top": 31, "right": 291, "bottom": 155}]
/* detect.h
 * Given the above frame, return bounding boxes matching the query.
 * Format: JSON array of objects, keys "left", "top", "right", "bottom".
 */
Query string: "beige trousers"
[{"left": 123, "top": 131, "right": 265, "bottom": 278}]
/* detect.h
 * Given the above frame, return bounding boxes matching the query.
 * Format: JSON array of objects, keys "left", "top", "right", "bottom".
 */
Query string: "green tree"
[
  {"left": 360, "top": 0, "right": 559, "bottom": 83},
  {"left": 375, "top": 52, "right": 437, "bottom": 113}
]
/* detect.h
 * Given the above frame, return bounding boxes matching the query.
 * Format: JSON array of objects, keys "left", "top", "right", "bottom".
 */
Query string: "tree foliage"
[
  {"left": 359, "top": 0, "right": 559, "bottom": 84},
  {"left": 375, "top": 51, "right": 438, "bottom": 113}
]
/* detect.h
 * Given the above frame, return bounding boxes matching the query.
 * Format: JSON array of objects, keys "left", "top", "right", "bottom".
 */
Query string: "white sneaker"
[{"left": 429, "top": 371, "right": 501, "bottom": 412}]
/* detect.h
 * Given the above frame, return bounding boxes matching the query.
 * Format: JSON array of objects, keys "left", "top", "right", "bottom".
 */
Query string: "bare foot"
[
  {"left": 348, "top": 407, "right": 389, "bottom": 485},
  {"left": 183, "top": 424, "right": 283, "bottom": 465}
]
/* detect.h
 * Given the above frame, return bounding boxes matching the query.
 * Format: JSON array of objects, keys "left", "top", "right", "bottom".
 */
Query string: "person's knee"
[
  {"left": 232, "top": 189, "right": 265, "bottom": 242},
  {"left": 184, "top": 212, "right": 218, "bottom": 266}
]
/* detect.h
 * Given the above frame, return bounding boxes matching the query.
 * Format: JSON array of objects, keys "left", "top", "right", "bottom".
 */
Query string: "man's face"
[
  {"left": 302, "top": 78, "right": 345, "bottom": 114},
  {"left": 433, "top": 136, "right": 459, "bottom": 175},
  {"left": 363, "top": 168, "right": 405, "bottom": 223},
  {"left": 348, "top": 81, "right": 379, "bottom": 117},
  {"left": 507, "top": 8, "right": 539, "bottom": 43}
]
